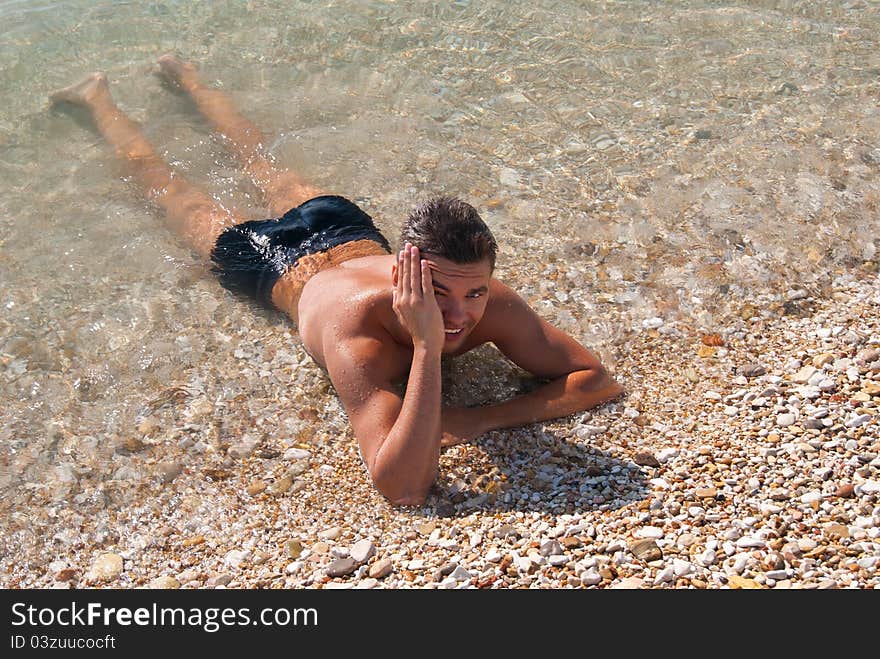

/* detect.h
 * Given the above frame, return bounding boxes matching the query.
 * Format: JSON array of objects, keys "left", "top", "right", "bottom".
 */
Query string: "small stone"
[
  {"left": 765, "top": 570, "right": 789, "bottom": 581},
  {"left": 157, "top": 461, "right": 183, "bottom": 483},
  {"left": 148, "top": 576, "right": 180, "bottom": 589},
  {"left": 137, "top": 417, "right": 160, "bottom": 435},
  {"left": 635, "top": 526, "right": 664, "bottom": 539},
  {"left": 797, "top": 538, "right": 818, "bottom": 552},
  {"left": 485, "top": 549, "right": 503, "bottom": 562},
  {"left": 350, "top": 539, "right": 375, "bottom": 564},
  {"left": 205, "top": 574, "right": 233, "bottom": 588},
  {"left": 812, "top": 353, "right": 834, "bottom": 368},
  {"left": 224, "top": 550, "right": 249, "bottom": 569},
  {"left": 835, "top": 484, "right": 855, "bottom": 498},
  {"left": 539, "top": 540, "right": 564, "bottom": 557},
  {"left": 739, "top": 363, "right": 766, "bottom": 378},
  {"left": 283, "top": 448, "right": 311, "bottom": 461},
  {"left": 326, "top": 557, "right": 357, "bottom": 578},
  {"left": 285, "top": 539, "right": 303, "bottom": 559},
  {"left": 727, "top": 575, "right": 762, "bottom": 589},
  {"left": 845, "top": 414, "right": 872, "bottom": 428},
  {"left": 792, "top": 366, "right": 818, "bottom": 384},
  {"left": 825, "top": 523, "right": 849, "bottom": 539},
  {"left": 695, "top": 487, "right": 717, "bottom": 498},
  {"left": 55, "top": 568, "right": 78, "bottom": 582},
  {"left": 176, "top": 569, "right": 200, "bottom": 584},
  {"left": 449, "top": 565, "right": 473, "bottom": 582},
  {"left": 630, "top": 539, "right": 663, "bottom": 562},
  {"left": 633, "top": 452, "right": 661, "bottom": 468},
  {"left": 698, "top": 549, "right": 716, "bottom": 567},
  {"left": 246, "top": 480, "right": 267, "bottom": 496},
  {"left": 318, "top": 527, "right": 342, "bottom": 541},
  {"left": 87, "top": 553, "right": 123, "bottom": 583},
  {"left": 369, "top": 558, "right": 393, "bottom": 579},
  {"left": 777, "top": 413, "right": 797, "bottom": 427},
  {"left": 611, "top": 577, "right": 645, "bottom": 589},
  {"left": 654, "top": 567, "right": 675, "bottom": 584},
  {"left": 580, "top": 569, "right": 602, "bottom": 586},
  {"left": 268, "top": 474, "right": 293, "bottom": 495}
]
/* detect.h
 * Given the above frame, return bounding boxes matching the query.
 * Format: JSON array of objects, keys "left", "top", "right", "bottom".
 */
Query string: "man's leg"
[
  {"left": 51, "top": 72, "right": 241, "bottom": 259},
  {"left": 157, "top": 54, "right": 323, "bottom": 217}
]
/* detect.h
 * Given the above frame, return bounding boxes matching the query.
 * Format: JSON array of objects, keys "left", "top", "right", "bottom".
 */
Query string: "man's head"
[
  {"left": 398, "top": 197, "right": 498, "bottom": 352},
  {"left": 399, "top": 196, "right": 497, "bottom": 271}
]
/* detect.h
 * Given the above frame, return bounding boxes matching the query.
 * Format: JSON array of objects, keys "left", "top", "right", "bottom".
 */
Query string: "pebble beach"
[
  {"left": 3, "top": 267, "right": 878, "bottom": 590},
  {"left": 1, "top": 0, "right": 879, "bottom": 592}
]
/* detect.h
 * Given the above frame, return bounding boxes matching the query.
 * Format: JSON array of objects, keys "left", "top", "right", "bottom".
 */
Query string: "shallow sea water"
[{"left": 1, "top": 1, "right": 879, "bottom": 558}]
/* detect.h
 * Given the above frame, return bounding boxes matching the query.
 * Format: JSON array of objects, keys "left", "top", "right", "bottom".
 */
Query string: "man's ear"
[{"left": 391, "top": 263, "right": 398, "bottom": 286}]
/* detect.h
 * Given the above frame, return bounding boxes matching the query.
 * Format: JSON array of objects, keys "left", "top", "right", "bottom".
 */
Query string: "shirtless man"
[{"left": 52, "top": 55, "right": 624, "bottom": 505}]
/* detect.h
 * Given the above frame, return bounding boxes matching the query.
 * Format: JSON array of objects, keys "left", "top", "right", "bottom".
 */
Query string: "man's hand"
[
  {"left": 392, "top": 243, "right": 444, "bottom": 352},
  {"left": 440, "top": 407, "right": 488, "bottom": 447}
]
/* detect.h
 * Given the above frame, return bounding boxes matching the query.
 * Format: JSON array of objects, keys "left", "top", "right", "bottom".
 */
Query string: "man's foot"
[
  {"left": 156, "top": 53, "right": 200, "bottom": 91},
  {"left": 50, "top": 72, "right": 109, "bottom": 107}
]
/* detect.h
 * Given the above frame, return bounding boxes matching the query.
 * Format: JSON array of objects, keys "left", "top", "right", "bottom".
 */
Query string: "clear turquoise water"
[{"left": 1, "top": 0, "right": 879, "bottom": 562}]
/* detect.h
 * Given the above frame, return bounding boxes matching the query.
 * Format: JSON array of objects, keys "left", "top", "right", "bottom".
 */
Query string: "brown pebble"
[
  {"left": 560, "top": 536, "right": 582, "bottom": 549},
  {"left": 369, "top": 558, "right": 393, "bottom": 579},
  {"left": 633, "top": 452, "right": 661, "bottom": 468},
  {"left": 246, "top": 480, "right": 267, "bottom": 496},
  {"left": 285, "top": 539, "right": 303, "bottom": 559},
  {"left": 55, "top": 568, "right": 78, "bottom": 582},
  {"left": 835, "top": 483, "right": 855, "bottom": 498},
  {"left": 629, "top": 539, "right": 663, "bottom": 562}
]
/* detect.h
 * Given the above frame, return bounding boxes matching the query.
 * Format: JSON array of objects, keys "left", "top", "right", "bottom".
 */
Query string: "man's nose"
[{"left": 442, "top": 301, "right": 467, "bottom": 324}]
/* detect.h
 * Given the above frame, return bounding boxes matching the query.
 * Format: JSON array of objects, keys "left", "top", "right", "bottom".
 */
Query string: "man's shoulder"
[
  {"left": 484, "top": 278, "right": 535, "bottom": 321},
  {"left": 467, "top": 278, "right": 537, "bottom": 345}
]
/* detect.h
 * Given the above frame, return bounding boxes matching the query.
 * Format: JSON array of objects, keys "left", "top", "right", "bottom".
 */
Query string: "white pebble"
[
  {"left": 654, "top": 567, "right": 675, "bottom": 584},
  {"left": 635, "top": 526, "right": 664, "bottom": 539}
]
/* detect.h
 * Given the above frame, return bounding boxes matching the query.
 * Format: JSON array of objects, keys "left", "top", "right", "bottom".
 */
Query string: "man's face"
[{"left": 422, "top": 253, "right": 492, "bottom": 352}]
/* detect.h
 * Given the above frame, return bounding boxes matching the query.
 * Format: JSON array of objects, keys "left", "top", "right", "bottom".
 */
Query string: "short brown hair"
[{"left": 399, "top": 197, "right": 498, "bottom": 269}]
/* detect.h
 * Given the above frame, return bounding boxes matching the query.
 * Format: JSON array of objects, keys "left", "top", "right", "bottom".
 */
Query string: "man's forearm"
[
  {"left": 371, "top": 345, "right": 443, "bottom": 504},
  {"left": 476, "top": 368, "right": 623, "bottom": 432}
]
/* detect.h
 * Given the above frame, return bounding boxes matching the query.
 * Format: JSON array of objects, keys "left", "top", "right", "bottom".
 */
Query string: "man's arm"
[
  {"left": 325, "top": 337, "right": 441, "bottom": 505},
  {"left": 326, "top": 243, "right": 446, "bottom": 505},
  {"left": 442, "top": 282, "right": 623, "bottom": 444}
]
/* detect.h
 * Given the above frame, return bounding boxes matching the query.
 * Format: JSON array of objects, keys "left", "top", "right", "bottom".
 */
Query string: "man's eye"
[
  {"left": 434, "top": 289, "right": 445, "bottom": 296},
  {"left": 467, "top": 293, "right": 483, "bottom": 299}
]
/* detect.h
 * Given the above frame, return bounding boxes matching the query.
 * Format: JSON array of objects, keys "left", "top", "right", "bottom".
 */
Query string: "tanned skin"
[{"left": 52, "top": 56, "right": 624, "bottom": 506}]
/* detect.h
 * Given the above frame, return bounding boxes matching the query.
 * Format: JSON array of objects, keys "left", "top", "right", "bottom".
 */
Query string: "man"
[{"left": 52, "top": 56, "right": 624, "bottom": 506}]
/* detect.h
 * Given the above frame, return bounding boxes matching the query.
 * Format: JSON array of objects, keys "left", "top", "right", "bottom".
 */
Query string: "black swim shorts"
[{"left": 211, "top": 195, "right": 391, "bottom": 306}]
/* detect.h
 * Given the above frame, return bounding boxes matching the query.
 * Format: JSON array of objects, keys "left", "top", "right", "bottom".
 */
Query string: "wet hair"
[{"left": 399, "top": 196, "right": 498, "bottom": 269}]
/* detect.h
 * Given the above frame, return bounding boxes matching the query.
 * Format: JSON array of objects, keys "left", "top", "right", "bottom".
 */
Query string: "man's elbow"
[
  {"left": 370, "top": 465, "right": 433, "bottom": 507},
  {"left": 574, "top": 366, "right": 624, "bottom": 401},
  {"left": 377, "top": 481, "right": 430, "bottom": 507}
]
